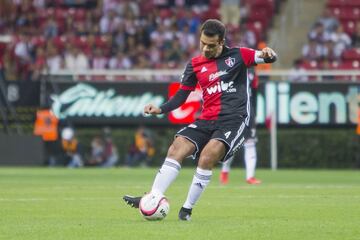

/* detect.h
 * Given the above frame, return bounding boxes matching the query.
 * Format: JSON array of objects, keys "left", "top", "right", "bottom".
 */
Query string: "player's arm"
[
  {"left": 144, "top": 62, "right": 197, "bottom": 115},
  {"left": 144, "top": 89, "right": 191, "bottom": 115},
  {"left": 240, "top": 47, "right": 277, "bottom": 66},
  {"left": 255, "top": 47, "right": 277, "bottom": 63}
]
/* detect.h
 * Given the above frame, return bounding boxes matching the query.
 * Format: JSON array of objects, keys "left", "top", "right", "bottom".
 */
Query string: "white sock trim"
[{"left": 196, "top": 167, "right": 212, "bottom": 176}]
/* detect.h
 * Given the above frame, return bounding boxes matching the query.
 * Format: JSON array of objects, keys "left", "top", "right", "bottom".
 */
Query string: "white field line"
[
  {"left": 0, "top": 194, "right": 360, "bottom": 202},
  {"left": 0, "top": 184, "right": 359, "bottom": 191}
]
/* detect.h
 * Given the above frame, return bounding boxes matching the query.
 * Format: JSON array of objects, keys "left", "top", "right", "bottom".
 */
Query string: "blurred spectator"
[
  {"left": 322, "top": 39, "right": 342, "bottom": 61},
  {"left": 330, "top": 25, "right": 352, "bottom": 53},
  {"left": 288, "top": 59, "right": 309, "bottom": 82},
  {"left": 60, "top": 127, "right": 84, "bottom": 168},
  {"left": 352, "top": 21, "right": 360, "bottom": 47},
  {"left": 46, "top": 46, "right": 62, "bottom": 73},
  {"left": 233, "top": 23, "right": 256, "bottom": 48},
  {"left": 64, "top": 45, "right": 89, "bottom": 71},
  {"left": 308, "top": 22, "right": 331, "bottom": 43},
  {"left": 125, "top": 126, "right": 155, "bottom": 167},
  {"left": 302, "top": 39, "right": 324, "bottom": 61},
  {"left": 31, "top": 47, "right": 46, "bottom": 80},
  {"left": 320, "top": 59, "right": 335, "bottom": 81},
  {"left": 177, "top": 24, "right": 196, "bottom": 51},
  {"left": 100, "top": 0, "right": 121, "bottom": 15},
  {"left": 239, "top": 1, "right": 250, "bottom": 23},
  {"left": 220, "top": 0, "right": 240, "bottom": 27},
  {"left": 99, "top": 9, "right": 121, "bottom": 34},
  {"left": 43, "top": 16, "right": 58, "bottom": 39},
  {"left": 0, "top": 0, "right": 282, "bottom": 79},
  {"left": 108, "top": 51, "right": 132, "bottom": 69},
  {"left": 101, "top": 127, "right": 119, "bottom": 167},
  {"left": 86, "top": 128, "right": 118, "bottom": 167},
  {"left": 14, "top": 33, "right": 34, "bottom": 80},
  {"left": 87, "top": 136, "right": 105, "bottom": 166},
  {"left": 164, "top": 40, "right": 183, "bottom": 67},
  {"left": 177, "top": 8, "right": 201, "bottom": 34},
  {"left": 316, "top": 8, "right": 339, "bottom": 33},
  {"left": 91, "top": 47, "right": 108, "bottom": 69},
  {"left": 148, "top": 43, "right": 162, "bottom": 68}
]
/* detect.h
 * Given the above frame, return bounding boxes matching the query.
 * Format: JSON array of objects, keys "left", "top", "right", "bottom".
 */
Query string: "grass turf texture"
[{"left": 0, "top": 168, "right": 359, "bottom": 240}]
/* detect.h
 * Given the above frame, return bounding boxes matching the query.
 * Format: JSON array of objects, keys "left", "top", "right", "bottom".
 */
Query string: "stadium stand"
[
  {"left": 299, "top": 0, "right": 360, "bottom": 76},
  {"left": 0, "top": 0, "right": 282, "bottom": 81}
]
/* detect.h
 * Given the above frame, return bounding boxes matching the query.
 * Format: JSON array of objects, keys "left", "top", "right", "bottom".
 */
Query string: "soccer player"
[
  {"left": 220, "top": 68, "right": 262, "bottom": 185},
  {"left": 123, "top": 19, "right": 277, "bottom": 221}
]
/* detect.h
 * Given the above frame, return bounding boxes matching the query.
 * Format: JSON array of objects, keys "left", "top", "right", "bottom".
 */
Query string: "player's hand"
[
  {"left": 144, "top": 104, "right": 162, "bottom": 115},
  {"left": 259, "top": 47, "right": 276, "bottom": 59}
]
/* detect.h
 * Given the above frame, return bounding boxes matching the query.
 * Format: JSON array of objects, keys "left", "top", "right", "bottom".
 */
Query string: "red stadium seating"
[
  {"left": 341, "top": 20, "right": 356, "bottom": 35},
  {"left": 328, "top": 7, "right": 360, "bottom": 21},
  {"left": 342, "top": 48, "right": 360, "bottom": 60}
]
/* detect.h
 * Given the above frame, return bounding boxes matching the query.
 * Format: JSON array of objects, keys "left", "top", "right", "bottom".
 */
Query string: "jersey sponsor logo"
[
  {"left": 225, "top": 57, "right": 235, "bottom": 67},
  {"left": 224, "top": 131, "right": 231, "bottom": 139},
  {"left": 201, "top": 66, "right": 207, "bottom": 73},
  {"left": 206, "top": 81, "right": 236, "bottom": 95},
  {"left": 209, "top": 70, "right": 227, "bottom": 81}
]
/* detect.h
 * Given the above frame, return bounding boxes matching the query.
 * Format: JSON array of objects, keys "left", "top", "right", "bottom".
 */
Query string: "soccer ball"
[{"left": 139, "top": 192, "right": 170, "bottom": 221}]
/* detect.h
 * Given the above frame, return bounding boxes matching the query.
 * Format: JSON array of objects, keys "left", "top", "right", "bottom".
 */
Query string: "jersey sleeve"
[
  {"left": 239, "top": 47, "right": 256, "bottom": 67},
  {"left": 179, "top": 62, "right": 197, "bottom": 91}
]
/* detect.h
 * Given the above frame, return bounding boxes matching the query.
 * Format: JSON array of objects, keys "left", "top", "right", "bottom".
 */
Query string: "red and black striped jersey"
[{"left": 179, "top": 46, "right": 256, "bottom": 123}]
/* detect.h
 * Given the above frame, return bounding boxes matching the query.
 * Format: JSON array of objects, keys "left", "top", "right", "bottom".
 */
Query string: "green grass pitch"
[{"left": 0, "top": 168, "right": 359, "bottom": 240}]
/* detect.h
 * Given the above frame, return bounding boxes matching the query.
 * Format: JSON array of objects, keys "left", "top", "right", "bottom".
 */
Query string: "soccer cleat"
[
  {"left": 123, "top": 195, "right": 141, "bottom": 208},
  {"left": 246, "top": 177, "right": 262, "bottom": 185},
  {"left": 178, "top": 207, "right": 192, "bottom": 221},
  {"left": 219, "top": 171, "right": 229, "bottom": 185}
]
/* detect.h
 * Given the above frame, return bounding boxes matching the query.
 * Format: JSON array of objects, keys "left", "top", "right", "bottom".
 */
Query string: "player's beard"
[{"left": 204, "top": 51, "right": 215, "bottom": 59}]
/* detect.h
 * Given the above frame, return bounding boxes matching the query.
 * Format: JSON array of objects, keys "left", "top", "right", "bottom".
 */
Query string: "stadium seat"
[
  {"left": 342, "top": 20, "right": 356, "bottom": 35},
  {"left": 246, "top": 21, "right": 264, "bottom": 42},
  {"left": 342, "top": 48, "right": 360, "bottom": 60},
  {"left": 300, "top": 60, "right": 322, "bottom": 70},
  {"left": 345, "top": 0, "right": 360, "bottom": 7},
  {"left": 339, "top": 60, "right": 360, "bottom": 69},
  {"left": 327, "top": 0, "right": 346, "bottom": 8},
  {"left": 328, "top": 7, "right": 360, "bottom": 21}
]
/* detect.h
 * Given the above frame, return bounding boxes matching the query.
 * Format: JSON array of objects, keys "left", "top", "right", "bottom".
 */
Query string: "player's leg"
[
  {"left": 219, "top": 154, "right": 234, "bottom": 184},
  {"left": 179, "top": 139, "right": 226, "bottom": 220},
  {"left": 245, "top": 88, "right": 261, "bottom": 184},
  {"left": 244, "top": 129, "right": 261, "bottom": 184},
  {"left": 123, "top": 136, "right": 195, "bottom": 208},
  {"left": 151, "top": 136, "right": 195, "bottom": 194}
]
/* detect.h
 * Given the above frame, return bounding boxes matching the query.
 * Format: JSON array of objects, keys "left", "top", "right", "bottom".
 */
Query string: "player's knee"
[
  {"left": 167, "top": 137, "right": 194, "bottom": 161},
  {"left": 167, "top": 144, "right": 178, "bottom": 157},
  {"left": 198, "top": 154, "right": 216, "bottom": 169}
]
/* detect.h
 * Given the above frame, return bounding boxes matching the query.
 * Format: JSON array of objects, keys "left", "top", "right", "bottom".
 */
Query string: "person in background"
[
  {"left": 124, "top": 126, "right": 155, "bottom": 167},
  {"left": 87, "top": 135, "right": 106, "bottom": 166},
  {"left": 288, "top": 59, "right": 309, "bottom": 82},
  {"left": 60, "top": 127, "right": 83, "bottom": 168},
  {"left": 220, "top": 68, "right": 262, "bottom": 185},
  {"left": 87, "top": 128, "right": 118, "bottom": 167},
  {"left": 101, "top": 127, "right": 119, "bottom": 167}
]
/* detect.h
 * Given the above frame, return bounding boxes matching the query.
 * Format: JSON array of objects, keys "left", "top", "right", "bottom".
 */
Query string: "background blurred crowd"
[{"left": 0, "top": 0, "right": 281, "bottom": 81}]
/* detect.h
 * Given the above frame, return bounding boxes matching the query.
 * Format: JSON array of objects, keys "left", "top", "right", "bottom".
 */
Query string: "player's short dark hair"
[{"left": 200, "top": 19, "right": 226, "bottom": 41}]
